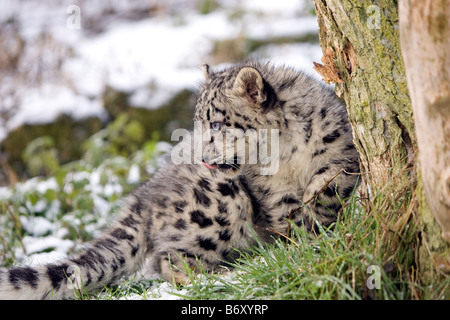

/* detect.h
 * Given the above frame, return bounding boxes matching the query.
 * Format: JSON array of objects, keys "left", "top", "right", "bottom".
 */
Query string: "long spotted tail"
[{"left": 0, "top": 195, "right": 148, "bottom": 300}]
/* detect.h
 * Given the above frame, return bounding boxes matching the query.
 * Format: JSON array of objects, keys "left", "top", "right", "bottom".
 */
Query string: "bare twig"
[
  {"left": 304, "top": 168, "right": 345, "bottom": 205},
  {"left": 5, "top": 204, "right": 26, "bottom": 255}
]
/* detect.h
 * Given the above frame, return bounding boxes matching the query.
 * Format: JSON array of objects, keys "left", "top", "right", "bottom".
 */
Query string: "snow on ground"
[
  {"left": 0, "top": 0, "right": 321, "bottom": 141},
  {"left": 6, "top": 84, "right": 107, "bottom": 131},
  {"left": 251, "top": 42, "right": 323, "bottom": 73},
  {"left": 16, "top": 236, "right": 75, "bottom": 266},
  {"left": 117, "top": 281, "right": 189, "bottom": 300}
]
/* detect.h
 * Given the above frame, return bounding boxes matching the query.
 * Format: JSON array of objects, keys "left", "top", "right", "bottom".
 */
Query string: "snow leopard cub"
[{"left": 0, "top": 61, "right": 359, "bottom": 299}]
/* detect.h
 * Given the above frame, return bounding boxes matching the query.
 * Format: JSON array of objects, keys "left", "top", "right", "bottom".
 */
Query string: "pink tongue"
[{"left": 202, "top": 162, "right": 218, "bottom": 170}]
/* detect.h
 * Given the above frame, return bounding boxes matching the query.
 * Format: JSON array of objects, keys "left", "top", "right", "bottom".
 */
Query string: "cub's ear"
[
  {"left": 232, "top": 67, "right": 267, "bottom": 106},
  {"left": 202, "top": 64, "right": 212, "bottom": 80}
]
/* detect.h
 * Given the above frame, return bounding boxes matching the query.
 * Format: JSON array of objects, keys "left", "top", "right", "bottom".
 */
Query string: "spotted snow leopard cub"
[{"left": 0, "top": 61, "right": 360, "bottom": 299}]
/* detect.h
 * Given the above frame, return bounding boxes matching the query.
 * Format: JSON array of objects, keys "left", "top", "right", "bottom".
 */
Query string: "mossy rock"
[
  {"left": 0, "top": 87, "right": 195, "bottom": 184},
  {"left": 197, "top": 0, "right": 220, "bottom": 14},
  {"left": 0, "top": 114, "right": 103, "bottom": 182},
  {"left": 103, "top": 86, "right": 196, "bottom": 141}
]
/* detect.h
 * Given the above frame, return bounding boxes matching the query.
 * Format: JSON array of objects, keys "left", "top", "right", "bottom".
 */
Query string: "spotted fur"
[{"left": 0, "top": 61, "right": 360, "bottom": 299}]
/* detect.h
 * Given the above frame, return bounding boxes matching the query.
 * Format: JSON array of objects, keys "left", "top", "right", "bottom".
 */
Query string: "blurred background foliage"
[
  {"left": 0, "top": 0, "right": 320, "bottom": 265},
  {"left": 0, "top": 0, "right": 319, "bottom": 185}
]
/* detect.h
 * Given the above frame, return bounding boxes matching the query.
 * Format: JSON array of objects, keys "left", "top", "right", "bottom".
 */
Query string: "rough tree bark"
[
  {"left": 312, "top": 0, "right": 415, "bottom": 192},
  {"left": 311, "top": 0, "right": 450, "bottom": 289}
]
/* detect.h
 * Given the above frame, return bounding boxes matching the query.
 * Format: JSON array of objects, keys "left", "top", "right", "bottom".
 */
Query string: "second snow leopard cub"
[{"left": 0, "top": 61, "right": 360, "bottom": 299}]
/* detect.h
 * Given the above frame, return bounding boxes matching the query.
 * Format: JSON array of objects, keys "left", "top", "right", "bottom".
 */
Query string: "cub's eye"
[{"left": 211, "top": 122, "right": 222, "bottom": 132}]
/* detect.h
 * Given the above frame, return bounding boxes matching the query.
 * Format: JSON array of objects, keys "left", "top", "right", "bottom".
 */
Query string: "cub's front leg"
[{"left": 292, "top": 162, "right": 360, "bottom": 234}]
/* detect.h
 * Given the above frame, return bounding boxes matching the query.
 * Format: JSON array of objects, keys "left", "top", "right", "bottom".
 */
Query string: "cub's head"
[{"left": 193, "top": 63, "right": 280, "bottom": 175}]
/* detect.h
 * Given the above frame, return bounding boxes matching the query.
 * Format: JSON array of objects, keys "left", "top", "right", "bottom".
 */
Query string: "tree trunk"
[
  {"left": 312, "top": 0, "right": 415, "bottom": 192},
  {"left": 312, "top": 0, "right": 450, "bottom": 293},
  {"left": 399, "top": 0, "right": 450, "bottom": 243}
]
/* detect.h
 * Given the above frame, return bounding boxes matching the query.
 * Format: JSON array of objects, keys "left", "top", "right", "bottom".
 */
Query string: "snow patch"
[
  {"left": 127, "top": 164, "right": 141, "bottom": 184},
  {"left": 8, "top": 84, "right": 107, "bottom": 130},
  {"left": 20, "top": 216, "right": 54, "bottom": 237},
  {"left": 15, "top": 236, "right": 74, "bottom": 266}
]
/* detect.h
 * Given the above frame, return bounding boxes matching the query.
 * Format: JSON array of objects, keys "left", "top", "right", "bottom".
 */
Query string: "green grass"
[
  {"left": 1, "top": 116, "right": 449, "bottom": 300},
  {"left": 72, "top": 186, "right": 449, "bottom": 300},
  {"left": 2, "top": 160, "right": 449, "bottom": 300},
  {"left": 170, "top": 189, "right": 422, "bottom": 300}
]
